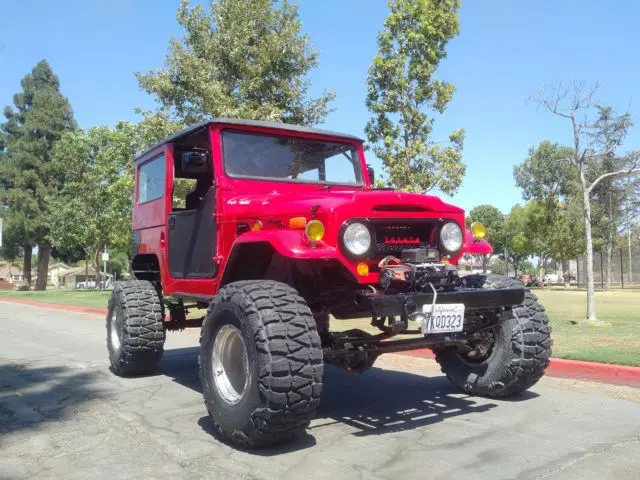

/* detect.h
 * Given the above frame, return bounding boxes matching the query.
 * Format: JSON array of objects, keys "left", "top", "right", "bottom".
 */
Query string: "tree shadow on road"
[
  {"left": 159, "top": 347, "right": 502, "bottom": 445},
  {"left": 0, "top": 363, "right": 101, "bottom": 437}
]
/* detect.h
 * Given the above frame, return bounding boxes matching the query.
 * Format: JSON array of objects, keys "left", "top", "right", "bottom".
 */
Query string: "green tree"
[
  {"left": 365, "top": 0, "right": 465, "bottom": 194},
  {"left": 137, "top": 0, "right": 334, "bottom": 126},
  {"left": 588, "top": 155, "right": 629, "bottom": 288},
  {"left": 0, "top": 60, "right": 76, "bottom": 290},
  {"left": 547, "top": 198, "right": 585, "bottom": 274},
  {"left": 504, "top": 204, "right": 533, "bottom": 277},
  {"left": 468, "top": 204, "right": 505, "bottom": 255},
  {"left": 467, "top": 204, "right": 505, "bottom": 272},
  {"left": 51, "top": 122, "right": 138, "bottom": 284},
  {"left": 514, "top": 141, "right": 576, "bottom": 202},
  {"left": 514, "top": 141, "right": 580, "bottom": 278}
]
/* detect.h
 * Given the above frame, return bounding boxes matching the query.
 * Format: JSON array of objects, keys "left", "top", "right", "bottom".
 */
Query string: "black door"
[{"left": 167, "top": 187, "right": 218, "bottom": 279}]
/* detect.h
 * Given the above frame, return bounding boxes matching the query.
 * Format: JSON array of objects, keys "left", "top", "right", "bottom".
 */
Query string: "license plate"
[{"left": 421, "top": 303, "right": 465, "bottom": 334}]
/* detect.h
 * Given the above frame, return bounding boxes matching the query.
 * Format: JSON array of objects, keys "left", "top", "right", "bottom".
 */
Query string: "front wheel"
[
  {"left": 199, "top": 280, "right": 324, "bottom": 448},
  {"left": 434, "top": 275, "right": 551, "bottom": 397}
]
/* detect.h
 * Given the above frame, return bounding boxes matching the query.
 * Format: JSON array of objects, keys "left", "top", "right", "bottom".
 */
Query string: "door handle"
[{"left": 168, "top": 217, "right": 176, "bottom": 228}]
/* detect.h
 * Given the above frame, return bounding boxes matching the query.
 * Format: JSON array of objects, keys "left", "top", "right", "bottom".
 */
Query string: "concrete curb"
[
  {"left": 2, "top": 297, "right": 639, "bottom": 388},
  {"left": 0, "top": 297, "right": 108, "bottom": 316}
]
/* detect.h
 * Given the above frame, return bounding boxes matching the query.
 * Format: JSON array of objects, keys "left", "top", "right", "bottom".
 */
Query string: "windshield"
[{"left": 222, "top": 130, "right": 364, "bottom": 186}]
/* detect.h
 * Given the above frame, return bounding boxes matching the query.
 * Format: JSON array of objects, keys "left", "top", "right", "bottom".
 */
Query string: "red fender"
[
  {"left": 463, "top": 230, "right": 493, "bottom": 255},
  {"left": 231, "top": 230, "right": 338, "bottom": 259}
]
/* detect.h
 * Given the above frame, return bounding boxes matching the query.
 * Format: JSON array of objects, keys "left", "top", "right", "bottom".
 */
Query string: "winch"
[{"left": 378, "top": 248, "right": 461, "bottom": 293}]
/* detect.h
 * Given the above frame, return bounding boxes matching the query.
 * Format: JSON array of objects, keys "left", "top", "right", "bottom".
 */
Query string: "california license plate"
[{"left": 421, "top": 303, "right": 465, "bottom": 334}]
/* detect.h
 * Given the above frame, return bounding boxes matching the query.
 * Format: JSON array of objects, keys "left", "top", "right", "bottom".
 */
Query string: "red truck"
[{"left": 106, "top": 118, "right": 551, "bottom": 448}]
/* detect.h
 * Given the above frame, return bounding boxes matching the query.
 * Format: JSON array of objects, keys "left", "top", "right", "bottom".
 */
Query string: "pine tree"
[{"left": 0, "top": 60, "right": 76, "bottom": 290}]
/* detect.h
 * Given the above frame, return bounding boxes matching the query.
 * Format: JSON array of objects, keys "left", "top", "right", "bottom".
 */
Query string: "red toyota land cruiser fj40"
[{"left": 106, "top": 118, "right": 551, "bottom": 448}]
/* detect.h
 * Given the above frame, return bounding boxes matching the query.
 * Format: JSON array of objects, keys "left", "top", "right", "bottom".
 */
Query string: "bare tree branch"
[
  {"left": 587, "top": 167, "right": 640, "bottom": 193},
  {"left": 583, "top": 144, "right": 617, "bottom": 160},
  {"left": 587, "top": 151, "right": 640, "bottom": 194}
]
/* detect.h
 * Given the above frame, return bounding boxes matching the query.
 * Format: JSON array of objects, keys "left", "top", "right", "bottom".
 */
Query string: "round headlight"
[
  {"left": 440, "top": 222, "right": 463, "bottom": 253},
  {"left": 343, "top": 222, "right": 371, "bottom": 256}
]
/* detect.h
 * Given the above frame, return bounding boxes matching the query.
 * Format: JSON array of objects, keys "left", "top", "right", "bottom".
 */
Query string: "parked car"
[
  {"left": 76, "top": 280, "right": 96, "bottom": 289},
  {"left": 543, "top": 273, "right": 560, "bottom": 284}
]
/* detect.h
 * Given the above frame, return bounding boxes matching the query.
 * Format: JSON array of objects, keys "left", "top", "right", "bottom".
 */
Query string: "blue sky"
[{"left": 1, "top": 0, "right": 639, "bottom": 214}]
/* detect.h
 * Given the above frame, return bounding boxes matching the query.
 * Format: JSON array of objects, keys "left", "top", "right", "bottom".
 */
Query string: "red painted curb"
[
  {"left": 546, "top": 358, "right": 640, "bottom": 388},
  {"left": 402, "top": 348, "right": 640, "bottom": 388},
  {"left": 2, "top": 298, "right": 639, "bottom": 388},
  {"left": 0, "top": 297, "right": 108, "bottom": 315}
]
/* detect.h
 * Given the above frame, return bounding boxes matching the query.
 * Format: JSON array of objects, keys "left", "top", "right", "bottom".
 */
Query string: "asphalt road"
[{"left": 1, "top": 302, "right": 639, "bottom": 480}]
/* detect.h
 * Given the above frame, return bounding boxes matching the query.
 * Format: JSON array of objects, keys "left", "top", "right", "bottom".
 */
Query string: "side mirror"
[
  {"left": 181, "top": 151, "right": 210, "bottom": 175},
  {"left": 367, "top": 164, "right": 375, "bottom": 185}
]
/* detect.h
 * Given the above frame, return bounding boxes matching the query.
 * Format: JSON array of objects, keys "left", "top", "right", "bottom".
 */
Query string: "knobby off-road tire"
[
  {"left": 106, "top": 280, "right": 165, "bottom": 376},
  {"left": 199, "top": 280, "right": 323, "bottom": 449},
  {"left": 434, "top": 275, "right": 551, "bottom": 397}
]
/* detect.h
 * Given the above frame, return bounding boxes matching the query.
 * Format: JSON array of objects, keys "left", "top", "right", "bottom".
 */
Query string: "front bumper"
[{"left": 357, "top": 287, "right": 525, "bottom": 317}]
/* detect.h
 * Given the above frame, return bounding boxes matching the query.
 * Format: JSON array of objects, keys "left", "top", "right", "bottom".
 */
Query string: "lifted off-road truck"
[{"left": 107, "top": 118, "right": 551, "bottom": 448}]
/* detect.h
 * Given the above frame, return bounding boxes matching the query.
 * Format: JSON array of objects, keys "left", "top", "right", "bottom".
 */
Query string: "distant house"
[
  {"left": 0, "top": 262, "right": 21, "bottom": 283},
  {"left": 59, "top": 265, "right": 113, "bottom": 289},
  {"left": 47, "top": 262, "right": 71, "bottom": 287},
  {"left": 0, "top": 262, "right": 21, "bottom": 289}
]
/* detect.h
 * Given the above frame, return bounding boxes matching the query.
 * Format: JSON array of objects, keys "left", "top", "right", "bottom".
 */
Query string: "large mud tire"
[
  {"left": 435, "top": 275, "right": 551, "bottom": 397},
  {"left": 106, "top": 280, "right": 165, "bottom": 376},
  {"left": 199, "top": 280, "right": 323, "bottom": 449}
]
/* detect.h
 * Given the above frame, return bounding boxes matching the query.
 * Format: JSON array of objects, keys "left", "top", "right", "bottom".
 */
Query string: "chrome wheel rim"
[
  {"left": 109, "top": 309, "right": 122, "bottom": 352},
  {"left": 212, "top": 325, "right": 250, "bottom": 405}
]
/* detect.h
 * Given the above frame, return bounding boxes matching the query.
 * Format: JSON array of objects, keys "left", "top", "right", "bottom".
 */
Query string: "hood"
[{"left": 224, "top": 189, "right": 464, "bottom": 218}]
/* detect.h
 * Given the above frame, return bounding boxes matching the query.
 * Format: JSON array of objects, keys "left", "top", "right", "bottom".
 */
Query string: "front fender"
[
  {"left": 232, "top": 230, "right": 338, "bottom": 259},
  {"left": 463, "top": 230, "right": 493, "bottom": 255}
]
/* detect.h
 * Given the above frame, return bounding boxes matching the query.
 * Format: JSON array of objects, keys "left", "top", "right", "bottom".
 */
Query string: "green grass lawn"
[
  {"left": 0, "top": 289, "right": 111, "bottom": 308},
  {"left": 1, "top": 287, "right": 639, "bottom": 366},
  {"left": 534, "top": 289, "right": 640, "bottom": 367}
]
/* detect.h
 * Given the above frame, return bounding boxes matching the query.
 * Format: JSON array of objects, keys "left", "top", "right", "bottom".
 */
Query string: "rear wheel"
[
  {"left": 106, "top": 280, "right": 165, "bottom": 376},
  {"left": 434, "top": 275, "right": 551, "bottom": 397},
  {"left": 199, "top": 280, "right": 323, "bottom": 448}
]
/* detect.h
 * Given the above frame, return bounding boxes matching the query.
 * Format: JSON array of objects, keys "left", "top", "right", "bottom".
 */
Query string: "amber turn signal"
[
  {"left": 251, "top": 220, "right": 262, "bottom": 232},
  {"left": 289, "top": 217, "right": 307, "bottom": 229},
  {"left": 356, "top": 262, "right": 369, "bottom": 276}
]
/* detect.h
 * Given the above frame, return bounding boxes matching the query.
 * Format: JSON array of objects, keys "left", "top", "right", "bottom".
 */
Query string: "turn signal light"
[
  {"left": 356, "top": 262, "right": 369, "bottom": 276},
  {"left": 251, "top": 220, "right": 262, "bottom": 232},
  {"left": 289, "top": 217, "right": 307, "bottom": 229},
  {"left": 305, "top": 220, "right": 325, "bottom": 242}
]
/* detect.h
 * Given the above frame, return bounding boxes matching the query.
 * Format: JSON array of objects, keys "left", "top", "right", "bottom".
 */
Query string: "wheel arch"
[
  {"left": 219, "top": 241, "right": 279, "bottom": 287},
  {"left": 131, "top": 253, "right": 162, "bottom": 284},
  {"left": 219, "top": 241, "right": 359, "bottom": 314}
]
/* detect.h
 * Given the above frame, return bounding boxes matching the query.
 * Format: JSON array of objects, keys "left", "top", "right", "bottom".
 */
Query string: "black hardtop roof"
[{"left": 137, "top": 117, "right": 364, "bottom": 160}]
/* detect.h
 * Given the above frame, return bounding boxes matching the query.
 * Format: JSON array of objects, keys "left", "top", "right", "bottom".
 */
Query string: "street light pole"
[
  {"left": 504, "top": 228, "right": 509, "bottom": 277},
  {"left": 101, "top": 246, "right": 109, "bottom": 290}
]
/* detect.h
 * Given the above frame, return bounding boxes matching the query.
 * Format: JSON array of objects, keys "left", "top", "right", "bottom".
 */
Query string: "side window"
[{"left": 137, "top": 154, "right": 166, "bottom": 204}]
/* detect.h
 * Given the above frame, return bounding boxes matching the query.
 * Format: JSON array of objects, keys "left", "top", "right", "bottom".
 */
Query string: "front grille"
[{"left": 373, "top": 222, "right": 435, "bottom": 257}]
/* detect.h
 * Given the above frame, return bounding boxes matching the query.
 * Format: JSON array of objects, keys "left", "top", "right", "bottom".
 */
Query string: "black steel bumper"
[{"left": 357, "top": 287, "right": 525, "bottom": 317}]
